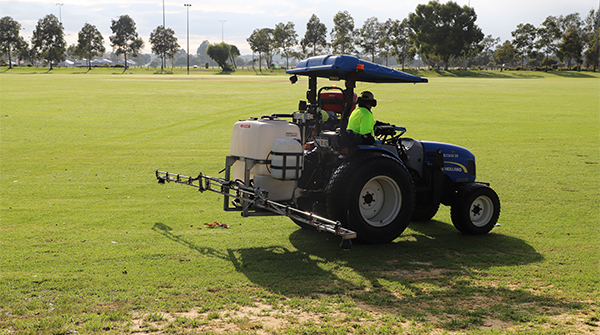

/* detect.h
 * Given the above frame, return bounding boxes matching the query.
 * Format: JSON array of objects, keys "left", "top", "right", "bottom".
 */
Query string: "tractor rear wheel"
[
  {"left": 451, "top": 183, "right": 500, "bottom": 235},
  {"left": 325, "top": 153, "right": 414, "bottom": 244}
]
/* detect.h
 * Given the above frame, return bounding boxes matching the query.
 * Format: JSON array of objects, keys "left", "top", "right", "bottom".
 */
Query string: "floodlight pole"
[
  {"left": 185, "top": 4, "right": 191, "bottom": 75},
  {"left": 219, "top": 20, "right": 226, "bottom": 42},
  {"left": 55, "top": 3, "right": 64, "bottom": 23},
  {"left": 162, "top": 0, "right": 166, "bottom": 70}
]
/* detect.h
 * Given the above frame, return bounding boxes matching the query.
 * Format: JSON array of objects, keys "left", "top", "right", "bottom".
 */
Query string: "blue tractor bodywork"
[
  {"left": 422, "top": 141, "right": 476, "bottom": 183},
  {"left": 285, "top": 55, "right": 500, "bottom": 239}
]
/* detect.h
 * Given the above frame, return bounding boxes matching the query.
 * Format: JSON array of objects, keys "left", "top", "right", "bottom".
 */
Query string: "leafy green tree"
[
  {"left": 557, "top": 26, "right": 583, "bottom": 68},
  {"left": 409, "top": 1, "right": 484, "bottom": 70},
  {"left": 493, "top": 40, "right": 516, "bottom": 68},
  {"left": 302, "top": 14, "right": 327, "bottom": 57},
  {"left": 229, "top": 44, "right": 240, "bottom": 69},
  {"left": 357, "top": 17, "right": 381, "bottom": 62},
  {"left": 536, "top": 16, "right": 561, "bottom": 61},
  {"left": 31, "top": 14, "right": 65, "bottom": 70},
  {"left": 557, "top": 13, "right": 583, "bottom": 36},
  {"left": 206, "top": 42, "right": 233, "bottom": 71},
  {"left": 390, "top": 19, "right": 416, "bottom": 70},
  {"left": 109, "top": 15, "right": 144, "bottom": 69},
  {"left": 378, "top": 19, "right": 395, "bottom": 66},
  {"left": 247, "top": 28, "right": 274, "bottom": 71},
  {"left": 149, "top": 25, "right": 179, "bottom": 71},
  {"left": 0, "top": 16, "right": 22, "bottom": 68},
  {"left": 471, "top": 35, "right": 500, "bottom": 67},
  {"left": 511, "top": 23, "right": 537, "bottom": 68},
  {"left": 17, "top": 38, "right": 37, "bottom": 66},
  {"left": 273, "top": 22, "right": 298, "bottom": 68},
  {"left": 76, "top": 23, "right": 105, "bottom": 70},
  {"left": 331, "top": 11, "right": 355, "bottom": 55},
  {"left": 14, "top": 36, "right": 29, "bottom": 65},
  {"left": 66, "top": 44, "right": 79, "bottom": 65},
  {"left": 583, "top": 9, "right": 599, "bottom": 70}
]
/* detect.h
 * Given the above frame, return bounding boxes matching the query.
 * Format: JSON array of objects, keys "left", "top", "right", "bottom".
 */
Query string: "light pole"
[
  {"left": 185, "top": 4, "right": 191, "bottom": 75},
  {"left": 219, "top": 20, "right": 226, "bottom": 42},
  {"left": 162, "top": 0, "right": 166, "bottom": 70},
  {"left": 55, "top": 3, "right": 64, "bottom": 23}
]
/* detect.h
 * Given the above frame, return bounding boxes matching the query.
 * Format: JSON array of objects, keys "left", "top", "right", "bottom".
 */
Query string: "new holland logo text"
[{"left": 443, "top": 161, "right": 467, "bottom": 173}]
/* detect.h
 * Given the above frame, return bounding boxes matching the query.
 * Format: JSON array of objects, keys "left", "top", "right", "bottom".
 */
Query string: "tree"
[
  {"left": 16, "top": 38, "right": 37, "bottom": 66},
  {"left": 76, "top": 23, "right": 105, "bottom": 70},
  {"left": 302, "top": 14, "right": 327, "bottom": 57},
  {"left": 511, "top": 23, "right": 537, "bottom": 68},
  {"left": 247, "top": 28, "right": 273, "bottom": 71},
  {"left": 0, "top": 16, "right": 22, "bottom": 68},
  {"left": 536, "top": 16, "right": 561, "bottom": 61},
  {"left": 331, "top": 11, "right": 355, "bottom": 55},
  {"left": 409, "top": 1, "right": 484, "bottom": 70},
  {"left": 229, "top": 44, "right": 240, "bottom": 69},
  {"left": 583, "top": 9, "right": 600, "bottom": 71},
  {"left": 31, "top": 14, "right": 65, "bottom": 70},
  {"left": 471, "top": 35, "right": 500, "bottom": 68},
  {"left": 557, "top": 26, "right": 583, "bottom": 68},
  {"left": 206, "top": 42, "right": 233, "bottom": 71},
  {"left": 149, "top": 25, "right": 179, "bottom": 71},
  {"left": 378, "top": 19, "right": 395, "bottom": 66},
  {"left": 14, "top": 36, "right": 29, "bottom": 65},
  {"left": 493, "top": 40, "right": 516, "bottom": 68},
  {"left": 390, "top": 19, "right": 416, "bottom": 69},
  {"left": 356, "top": 17, "right": 381, "bottom": 62},
  {"left": 273, "top": 22, "right": 298, "bottom": 68},
  {"left": 66, "top": 44, "right": 79, "bottom": 65},
  {"left": 557, "top": 13, "right": 584, "bottom": 36},
  {"left": 109, "top": 15, "right": 144, "bottom": 69}
]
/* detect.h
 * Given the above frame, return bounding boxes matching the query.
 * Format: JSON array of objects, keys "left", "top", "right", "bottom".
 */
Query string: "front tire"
[
  {"left": 325, "top": 153, "right": 414, "bottom": 244},
  {"left": 451, "top": 183, "right": 500, "bottom": 235}
]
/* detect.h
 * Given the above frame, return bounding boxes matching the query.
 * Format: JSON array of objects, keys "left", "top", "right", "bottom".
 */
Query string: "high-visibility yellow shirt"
[{"left": 348, "top": 106, "right": 375, "bottom": 136}]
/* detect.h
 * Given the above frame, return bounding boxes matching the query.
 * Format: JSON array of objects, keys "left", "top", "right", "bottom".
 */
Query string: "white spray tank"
[{"left": 229, "top": 117, "right": 302, "bottom": 201}]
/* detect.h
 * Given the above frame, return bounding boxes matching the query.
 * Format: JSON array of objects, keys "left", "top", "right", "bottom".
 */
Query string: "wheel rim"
[
  {"left": 358, "top": 176, "right": 402, "bottom": 227},
  {"left": 469, "top": 195, "right": 494, "bottom": 227}
]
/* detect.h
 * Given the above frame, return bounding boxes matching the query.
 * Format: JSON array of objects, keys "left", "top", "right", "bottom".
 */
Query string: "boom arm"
[{"left": 155, "top": 170, "right": 357, "bottom": 245}]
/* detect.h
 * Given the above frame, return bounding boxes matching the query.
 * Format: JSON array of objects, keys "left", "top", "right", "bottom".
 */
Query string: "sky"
[{"left": 1, "top": 0, "right": 597, "bottom": 57}]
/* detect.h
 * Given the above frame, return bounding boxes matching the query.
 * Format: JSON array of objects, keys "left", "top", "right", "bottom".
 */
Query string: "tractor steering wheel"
[{"left": 376, "top": 125, "right": 407, "bottom": 145}]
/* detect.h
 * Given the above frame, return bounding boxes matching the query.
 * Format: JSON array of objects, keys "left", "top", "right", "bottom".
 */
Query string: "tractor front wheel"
[
  {"left": 325, "top": 153, "right": 414, "bottom": 244},
  {"left": 451, "top": 183, "right": 500, "bottom": 235}
]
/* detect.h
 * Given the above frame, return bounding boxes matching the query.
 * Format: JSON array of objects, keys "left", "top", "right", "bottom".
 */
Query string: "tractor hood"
[{"left": 286, "top": 55, "right": 428, "bottom": 84}]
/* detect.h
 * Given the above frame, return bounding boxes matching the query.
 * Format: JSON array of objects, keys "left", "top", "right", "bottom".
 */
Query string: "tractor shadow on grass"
[
  {"left": 233, "top": 220, "right": 545, "bottom": 294},
  {"left": 225, "top": 221, "right": 592, "bottom": 327}
]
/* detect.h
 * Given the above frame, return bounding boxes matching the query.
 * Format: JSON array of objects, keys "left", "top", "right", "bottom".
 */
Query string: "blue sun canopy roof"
[{"left": 286, "top": 55, "right": 428, "bottom": 84}]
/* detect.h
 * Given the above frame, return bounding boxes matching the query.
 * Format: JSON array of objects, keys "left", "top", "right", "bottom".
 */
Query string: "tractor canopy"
[{"left": 286, "top": 55, "right": 428, "bottom": 84}]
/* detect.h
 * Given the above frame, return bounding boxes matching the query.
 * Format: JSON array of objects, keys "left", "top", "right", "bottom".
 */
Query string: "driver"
[{"left": 347, "top": 91, "right": 377, "bottom": 144}]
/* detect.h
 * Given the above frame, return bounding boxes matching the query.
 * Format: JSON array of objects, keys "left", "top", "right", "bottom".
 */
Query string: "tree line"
[
  {"left": 1, "top": 1, "right": 599, "bottom": 72},
  {"left": 246, "top": 2, "right": 599, "bottom": 71},
  {"left": 0, "top": 13, "right": 187, "bottom": 71}
]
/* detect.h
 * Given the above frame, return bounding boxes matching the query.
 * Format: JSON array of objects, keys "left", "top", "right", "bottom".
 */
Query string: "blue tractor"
[{"left": 156, "top": 55, "right": 500, "bottom": 248}]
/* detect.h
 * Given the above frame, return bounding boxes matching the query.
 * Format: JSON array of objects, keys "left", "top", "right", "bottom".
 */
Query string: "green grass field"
[{"left": 1, "top": 67, "right": 599, "bottom": 334}]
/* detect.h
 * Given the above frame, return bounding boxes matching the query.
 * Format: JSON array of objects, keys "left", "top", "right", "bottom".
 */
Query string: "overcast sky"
[{"left": 1, "top": 0, "right": 597, "bottom": 56}]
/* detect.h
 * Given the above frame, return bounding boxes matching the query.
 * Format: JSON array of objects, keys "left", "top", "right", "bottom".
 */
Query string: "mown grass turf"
[{"left": 1, "top": 67, "right": 598, "bottom": 334}]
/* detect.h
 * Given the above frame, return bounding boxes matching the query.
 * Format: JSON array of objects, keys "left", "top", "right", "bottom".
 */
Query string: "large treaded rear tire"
[
  {"left": 451, "top": 183, "right": 500, "bottom": 235},
  {"left": 325, "top": 152, "right": 414, "bottom": 244}
]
